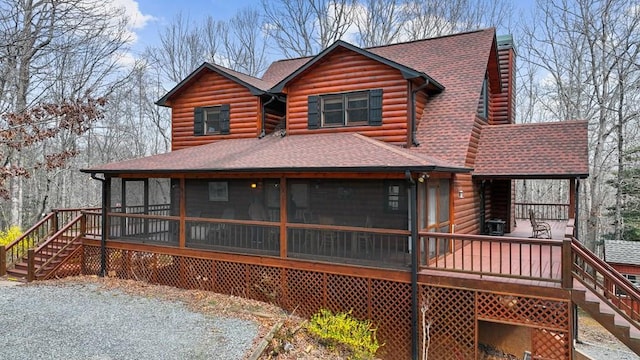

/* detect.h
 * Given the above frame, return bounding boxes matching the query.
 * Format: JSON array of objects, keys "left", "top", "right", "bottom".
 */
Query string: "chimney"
[{"left": 493, "top": 35, "right": 516, "bottom": 125}]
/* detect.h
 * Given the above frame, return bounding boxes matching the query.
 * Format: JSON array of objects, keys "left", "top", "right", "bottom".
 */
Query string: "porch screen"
[{"left": 107, "top": 178, "right": 175, "bottom": 245}]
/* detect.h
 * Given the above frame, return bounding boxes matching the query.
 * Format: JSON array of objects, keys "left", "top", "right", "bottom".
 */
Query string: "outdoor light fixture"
[
  {"left": 417, "top": 173, "right": 428, "bottom": 183},
  {"left": 251, "top": 183, "right": 257, "bottom": 189},
  {"left": 458, "top": 189, "right": 464, "bottom": 199}
]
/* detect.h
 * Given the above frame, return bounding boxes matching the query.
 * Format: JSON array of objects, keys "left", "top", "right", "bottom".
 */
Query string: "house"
[
  {"left": 606, "top": 240, "right": 640, "bottom": 289},
  {"left": 7, "top": 28, "right": 640, "bottom": 359}
]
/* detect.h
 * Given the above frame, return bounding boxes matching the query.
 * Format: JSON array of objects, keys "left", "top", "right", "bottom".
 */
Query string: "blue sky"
[{"left": 123, "top": 0, "right": 533, "bottom": 60}]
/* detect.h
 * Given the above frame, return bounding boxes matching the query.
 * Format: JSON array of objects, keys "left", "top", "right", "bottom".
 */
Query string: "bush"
[
  {"left": 307, "top": 308, "right": 382, "bottom": 359},
  {"left": 0, "top": 226, "right": 22, "bottom": 247}
]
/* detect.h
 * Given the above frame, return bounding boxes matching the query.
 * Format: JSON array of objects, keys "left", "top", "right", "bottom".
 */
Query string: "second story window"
[
  {"left": 308, "top": 89, "right": 382, "bottom": 129},
  {"left": 322, "top": 92, "right": 369, "bottom": 127},
  {"left": 194, "top": 104, "right": 230, "bottom": 136}
]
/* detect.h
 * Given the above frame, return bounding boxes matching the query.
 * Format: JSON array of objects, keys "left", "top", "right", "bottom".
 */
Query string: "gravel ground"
[{"left": 0, "top": 282, "right": 258, "bottom": 360}]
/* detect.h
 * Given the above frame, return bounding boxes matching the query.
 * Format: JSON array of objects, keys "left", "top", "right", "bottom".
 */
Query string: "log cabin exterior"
[{"left": 6, "top": 29, "right": 640, "bottom": 359}]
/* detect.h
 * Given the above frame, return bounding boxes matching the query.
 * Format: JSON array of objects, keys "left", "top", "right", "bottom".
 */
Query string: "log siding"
[
  {"left": 284, "top": 48, "right": 410, "bottom": 145},
  {"left": 170, "top": 70, "right": 260, "bottom": 150}
]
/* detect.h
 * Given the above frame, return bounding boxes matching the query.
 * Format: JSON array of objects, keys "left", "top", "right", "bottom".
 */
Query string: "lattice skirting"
[{"left": 81, "top": 245, "right": 571, "bottom": 359}]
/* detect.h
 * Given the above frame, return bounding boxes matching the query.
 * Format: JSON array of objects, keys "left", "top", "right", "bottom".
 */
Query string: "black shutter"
[
  {"left": 308, "top": 95, "right": 319, "bottom": 129},
  {"left": 220, "top": 104, "right": 230, "bottom": 134},
  {"left": 368, "top": 89, "right": 383, "bottom": 126},
  {"left": 194, "top": 107, "right": 204, "bottom": 135}
]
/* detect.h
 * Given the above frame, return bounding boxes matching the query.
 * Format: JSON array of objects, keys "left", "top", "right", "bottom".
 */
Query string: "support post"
[
  {"left": 406, "top": 171, "right": 419, "bottom": 360},
  {"left": 0, "top": 246, "right": 6, "bottom": 276},
  {"left": 562, "top": 237, "right": 573, "bottom": 289},
  {"left": 27, "top": 249, "right": 35, "bottom": 282}
]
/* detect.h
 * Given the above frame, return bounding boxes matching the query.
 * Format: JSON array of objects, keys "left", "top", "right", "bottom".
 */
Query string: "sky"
[
  {"left": 118, "top": 0, "right": 255, "bottom": 58},
  {"left": 118, "top": 0, "right": 534, "bottom": 62}
]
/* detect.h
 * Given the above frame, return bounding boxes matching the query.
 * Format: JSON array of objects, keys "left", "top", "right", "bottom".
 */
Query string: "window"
[
  {"left": 384, "top": 181, "right": 406, "bottom": 213},
  {"left": 307, "top": 89, "right": 382, "bottom": 129},
  {"left": 320, "top": 92, "right": 370, "bottom": 127},
  {"left": 204, "top": 107, "right": 222, "bottom": 134},
  {"left": 193, "top": 104, "right": 230, "bottom": 135},
  {"left": 478, "top": 72, "right": 489, "bottom": 119}
]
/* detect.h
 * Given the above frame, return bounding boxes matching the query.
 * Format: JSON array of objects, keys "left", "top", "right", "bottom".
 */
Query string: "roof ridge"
[
  {"left": 364, "top": 28, "right": 493, "bottom": 51},
  {"left": 352, "top": 133, "right": 433, "bottom": 165}
]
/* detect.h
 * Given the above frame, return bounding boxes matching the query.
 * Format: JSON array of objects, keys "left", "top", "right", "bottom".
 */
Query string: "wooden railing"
[
  {"left": 26, "top": 214, "right": 84, "bottom": 281},
  {"left": 419, "top": 232, "right": 564, "bottom": 284},
  {"left": 1, "top": 212, "right": 58, "bottom": 274},
  {"left": 514, "top": 202, "right": 569, "bottom": 220},
  {"left": 571, "top": 237, "right": 640, "bottom": 324}
]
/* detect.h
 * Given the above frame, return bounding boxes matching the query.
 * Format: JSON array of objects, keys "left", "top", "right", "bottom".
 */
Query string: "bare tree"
[
  {"left": 222, "top": 8, "right": 270, "bottom": 77},
  {"left": 0, "top": 0, "right": 132, "bottom": 227},
  {"left": 354, "top": 0, "right": 407, "bottom": 47},
  {"left": 519, "top": 0, "right": 640, "bottom": 251},
  {"left": 261, "top": 0, "right": 355, "bottom": 57},
  {"left": 403, "top": 0, "right": 513, "bottom": 39},
  {"left": 144, "top": 13, "right": 223, "bottom": 84}
]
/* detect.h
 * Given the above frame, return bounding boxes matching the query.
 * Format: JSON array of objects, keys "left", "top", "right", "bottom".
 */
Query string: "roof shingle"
[
  {"left": 83, "top": 133, "right": 468, "bottom": 174},
  {"left": 606, "top": 240, "right": 640, "bottom": 266},
  {"left": 473, "top": 121, "right": 589, "bottom": 178}
]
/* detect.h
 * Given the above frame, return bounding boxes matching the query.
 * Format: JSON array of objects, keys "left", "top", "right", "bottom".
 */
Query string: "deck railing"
[
  {"left": 1, "top": 212, "right": 58, "bottom": 275},
  {"left": 515, "top": 202, "right": 569, "bottom": 221},
  {"left": 419, "top": 232, "right": 564, "bottom": 284},
  {"left": 28, "top": 214, "right": 85, "bottom": 281}
]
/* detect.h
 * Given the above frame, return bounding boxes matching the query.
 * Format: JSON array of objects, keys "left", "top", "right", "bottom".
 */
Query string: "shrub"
[
  {"left": 307, "top": 308, "right": 382, "bottom": 359},
  {"left": 0, "top": 226, "right": 22, "bottom": 247}
]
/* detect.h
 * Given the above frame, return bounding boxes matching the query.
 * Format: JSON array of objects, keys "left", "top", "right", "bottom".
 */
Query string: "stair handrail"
[
  {"left": 571, "top": 237, "right": 640, "bottom": 325},
  {"left": 27, "top": 214, "right": 84, "bottom": 282},
  {"left": 3, "top": 212, "right": 57, "bottom": 267}
]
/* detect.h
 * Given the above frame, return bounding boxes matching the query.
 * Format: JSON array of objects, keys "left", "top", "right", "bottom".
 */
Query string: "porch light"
[
  {"left": 458, "top": 189, "right": 464, "bottom": 199},
  {"left": 251, "top": 183, "right": 257, "bottom": 189}
]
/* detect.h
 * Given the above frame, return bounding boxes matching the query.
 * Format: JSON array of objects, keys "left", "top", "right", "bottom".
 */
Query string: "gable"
[
  {"left": 285, "top": 47, "right": 411, "bottom": 144},
  {"left": 170, "top": 69, "right": 260, "bottom": 150}
]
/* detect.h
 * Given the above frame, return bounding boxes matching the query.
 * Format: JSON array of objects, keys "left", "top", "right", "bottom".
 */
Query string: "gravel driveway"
[{"left": 0, "top": 282, "right": 258, "bottom": 360}]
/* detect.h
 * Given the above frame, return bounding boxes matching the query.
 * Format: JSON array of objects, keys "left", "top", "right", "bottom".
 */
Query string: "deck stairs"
[
  {"left": 573, "top": 280, "right": 640, "bottom": 354},
  {"left": 2, "top": 211, "right": 84, "bottom": 282}
]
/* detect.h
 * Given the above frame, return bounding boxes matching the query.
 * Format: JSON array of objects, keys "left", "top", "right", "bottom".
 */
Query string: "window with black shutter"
[
  {"left": 194, "top": 105, "right": 230, "bottom": 135},
  {"left": 307, "top": 89, "right": 383, "bottom": 129}
]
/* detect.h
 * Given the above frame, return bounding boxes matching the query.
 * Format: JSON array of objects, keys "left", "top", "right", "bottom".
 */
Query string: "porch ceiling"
[
  {"left": 473, "top": 120, "right": 589, "bottom": 179},
  {"left": 81, "top": 132, "right": 470, "bottom": 175}
]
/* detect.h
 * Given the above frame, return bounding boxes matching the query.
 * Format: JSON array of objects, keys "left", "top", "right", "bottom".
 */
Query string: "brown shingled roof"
[
  {"left": 83, "top": 133, "right": 468, "bottom": 174},
  {"left": 473, "top": 121, "right": 589, "bottom": 178},
  {"left": 374, "top": 29, "right": 498, "bottom": 166}
]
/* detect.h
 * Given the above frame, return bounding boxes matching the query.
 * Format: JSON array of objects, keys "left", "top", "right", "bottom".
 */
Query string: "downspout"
[
  {"left": 575, "top": 178, "right": 580, "bottom": 239},
  {"left": 405, "top": 170, "right": 419, "bottom": 360},
  {"left": 259, "top": 94, "right": 276, "bottom": 139},
  {"left": 410, "top": 79, "right": 429, "bottom": 147},
  {"left": 91, "top": 173, "right": 108, "bottom": 277}
]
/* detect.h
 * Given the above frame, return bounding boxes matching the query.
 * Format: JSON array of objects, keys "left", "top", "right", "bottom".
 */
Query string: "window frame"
[
  {"left": 203, "top": 106, "right": 222, "bottom": 135},
  {"left": 320, "top": 91, "right": 370, "bottom": 128}
]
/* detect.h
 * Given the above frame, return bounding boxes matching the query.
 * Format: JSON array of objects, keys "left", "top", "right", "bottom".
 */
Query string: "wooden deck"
[{"left": 419, "top": 220, "right": 569, "bottom": 290}]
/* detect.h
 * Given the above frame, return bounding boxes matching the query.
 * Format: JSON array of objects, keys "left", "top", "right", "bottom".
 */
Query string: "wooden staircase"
[
  {"left": 1, "top": 210, "right": 85, "bottom": 282},
  {"left": 571, "top": 239, "right": 640, "bottom": 356},
  {"left": 5, "top": 236, "right": 81, "bottom": 281},
  {"left": 573, "top": 281, "right": 640, "bottom": 354}
]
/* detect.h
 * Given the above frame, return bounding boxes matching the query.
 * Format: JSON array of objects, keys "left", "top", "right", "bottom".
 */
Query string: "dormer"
[
  {"left": 156, "top": 63, "right": 284, "bottom": 150},
  {"left": 270, "top": 41, "right": 443, "bottom": 146}
]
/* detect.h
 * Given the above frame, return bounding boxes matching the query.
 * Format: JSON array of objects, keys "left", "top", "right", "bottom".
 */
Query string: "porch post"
[
  {"left": 179, "top": 178, "right": 186, "bottom": 248},
  {"left": 575, "top": 178, "right": 580, "bottom": 239},
  {"left": 568, "top": 178, "right": 576, "bottom": 219},
  {"left": 100, "top": 176, "right": 110, "bottom": 277},
  {"left": 406, "top": 170, "right": 419, "bottom": 360},
  {"left": 279, "top": 177, "right": 287, "bottom": 259}
]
